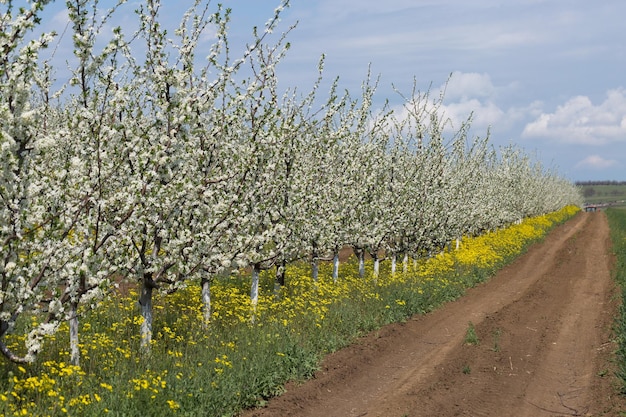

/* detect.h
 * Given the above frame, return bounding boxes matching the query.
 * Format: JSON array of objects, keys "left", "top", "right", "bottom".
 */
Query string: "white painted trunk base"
[
  {"left": 312, "top": 259, "right": 319, "bottom": 281},
  {"left": 69, "top": 303, "right": 80, "bottom": 366},
  {"left": 250, "top": 264, "right": 260, "bottom": 323},
  {"left": 202, "top": 278, "right": 211, "bottom": 324},
  {"left": 251, "top": 265, "right": 260, "bottom": 308},
  {"left": 358, "top": 253, "right": 365, "bottom": 278},
  {"left": 332, "top": 254, "right": 339, "bottom": 282}
]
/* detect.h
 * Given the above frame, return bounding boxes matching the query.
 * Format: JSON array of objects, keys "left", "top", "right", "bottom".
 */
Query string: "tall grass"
[{"left": 0, "top": 206, "right": 578, "bottom": 416}]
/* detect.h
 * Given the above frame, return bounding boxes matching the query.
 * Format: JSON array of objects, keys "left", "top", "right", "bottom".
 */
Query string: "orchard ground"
[{"left": 242, "top": 211, "right": 626, "bottom": 417}]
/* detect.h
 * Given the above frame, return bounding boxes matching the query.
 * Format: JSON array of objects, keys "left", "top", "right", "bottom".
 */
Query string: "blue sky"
[{"left": 39, "top": 0, "right": 626, "bottom": 181}]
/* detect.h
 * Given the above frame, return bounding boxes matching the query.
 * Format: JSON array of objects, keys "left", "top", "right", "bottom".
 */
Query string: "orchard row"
[{"left": 0, "top": 1, "right": 581, "bottom": 364}]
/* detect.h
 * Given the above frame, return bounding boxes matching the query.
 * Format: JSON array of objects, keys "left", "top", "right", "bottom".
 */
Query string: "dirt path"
[{"left": 242, "top": 212, "right": 626, "bottom": 417}]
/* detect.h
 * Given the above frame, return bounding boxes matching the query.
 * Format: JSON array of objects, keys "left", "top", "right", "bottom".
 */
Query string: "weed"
[
  {"left": 464, "top": 322, "right": 479, "bottom": 345},
  {"left": 492, "top": 328, "right": 502, "bottom": 352},
  {"left": 462, "top": 364, "right": 471, "bottom": 374}
]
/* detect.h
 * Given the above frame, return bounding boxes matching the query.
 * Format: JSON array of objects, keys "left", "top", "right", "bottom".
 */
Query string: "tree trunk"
[
  {"left": 310, "top": 243, "right": 320, "bottom": 282},
  {"left": 311, "top": 254, "right": 319, "bottom": 282},
  {"left": 357, "top": 250, "right": 365, "bottom": 278},
  {"left": 373, "top": 255, "right": 380, "bottom": 278},
  {"left": 70, "top": 272, "right": 86, "bottom": 365},
  {"left": 391, "top": 254, "right": 397, "bottom": 275},
  {"left": 369, "top": 248, "right": 380, "bottom": 278},
  {"left": 274, "top": 260, "right": 285, "bottom": 298},
  {"left": 332, "top": 250, "right": 340, "bottom": 282},
  {"left": 403, "top": 253, "right": 409, "bottom": 273},
  {"left": 69, "top": 301, "right": 80, "bottom": 366},
  {"left": 353, "top": 247, "right": 366, "bottom": 278},
  {"left": 139, "top": 273, "right": 156, "bottom": 353},
  {"left": 201, "top": 275, "right": 211, "bottom": 325},
  {"left": 251, "top": 263, "right": 260, "bottom": 310}
]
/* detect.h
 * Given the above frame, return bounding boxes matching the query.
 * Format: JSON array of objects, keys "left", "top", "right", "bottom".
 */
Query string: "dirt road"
[{"left": 242, "top": 212, "right": 626, "bottom": 416}]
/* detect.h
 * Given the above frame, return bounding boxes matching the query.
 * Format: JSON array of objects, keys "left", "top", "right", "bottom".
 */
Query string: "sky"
[{"left": 37, "top": 0, "right": 626, "bottom": 181}]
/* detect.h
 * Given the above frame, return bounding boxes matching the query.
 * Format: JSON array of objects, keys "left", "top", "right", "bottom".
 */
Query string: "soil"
[{"left": 241, "top": 211, "right": 626, "bottom": 417}]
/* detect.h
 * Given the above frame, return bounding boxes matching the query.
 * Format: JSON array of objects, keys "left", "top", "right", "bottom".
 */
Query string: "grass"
[
  {"left": 0, "top": 206, "right": 579, "bottom": 416},
  {"left": 491, "top": 328, "right": 502, "bottom": 352},
  {"left": 578, "top": 183, "right": 626, "bottom": 205},
  {"left": 464, "top": 322, "right": 479, "bottom": 345},
  {"left": 606, "top": 207, "right": 626, "bottom": 394}
]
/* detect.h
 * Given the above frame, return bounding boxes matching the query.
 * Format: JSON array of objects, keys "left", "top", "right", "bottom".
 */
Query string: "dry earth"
[{"left": 241, "top": 212, "right": 626, "bottom": 417}]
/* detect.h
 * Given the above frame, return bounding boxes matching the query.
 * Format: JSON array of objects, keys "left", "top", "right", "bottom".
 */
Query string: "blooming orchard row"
[{"left": 0, "top": 0, "right": 582, "bottom": 364}]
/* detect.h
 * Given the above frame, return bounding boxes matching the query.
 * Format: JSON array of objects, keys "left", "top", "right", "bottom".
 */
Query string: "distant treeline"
[{"left": 576, "top": 180, "right": 626, "bottom": 186}]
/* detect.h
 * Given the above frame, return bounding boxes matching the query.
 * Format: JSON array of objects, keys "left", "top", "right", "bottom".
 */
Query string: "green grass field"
[
  {"left": 577, "top": 183, "right": 626, "bottom": 205},
  {"left": 605, "top": 207, "right": 626, "bottom": 394}
]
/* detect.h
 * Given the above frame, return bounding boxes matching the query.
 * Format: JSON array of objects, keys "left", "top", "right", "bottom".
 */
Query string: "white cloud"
[
  {"left": 575, "top": 155, "right": 618, "bottom": 169},
  {"left": 438, "top": 99, "right": 504, "bottom": 131},
  {"left": 385, "top": 72, "right": 518, "bottom": 134},
  {"left": 504, "top": 100, "right": 544, "bottom": 124},
  {"left": 521, "top": 88, "right": 626, "bottom": 145},
  {"left": 442, "top": 72, "right": 495, "bottom": 101},
  {"left": 432, "top": 73, "right": 513, "bottom": 132}
]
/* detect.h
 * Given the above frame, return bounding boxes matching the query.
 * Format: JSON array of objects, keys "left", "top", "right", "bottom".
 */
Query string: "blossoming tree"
[{"left": 0, "top": 0, "right": 583, "bottom": 364}]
